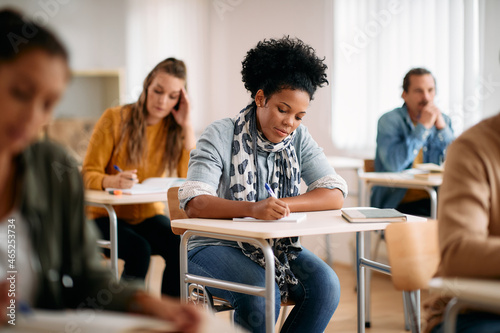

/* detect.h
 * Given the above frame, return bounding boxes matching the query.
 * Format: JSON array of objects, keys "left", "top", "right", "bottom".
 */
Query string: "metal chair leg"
[
  {"left": 403, "top": 290, "right": 420, "bottom": 333},
  {"left": 443, "top": 297, "right": 460, "bottom": 333},
  {"left": 403, "top": 292, "right": 411, "bottom": 331}
]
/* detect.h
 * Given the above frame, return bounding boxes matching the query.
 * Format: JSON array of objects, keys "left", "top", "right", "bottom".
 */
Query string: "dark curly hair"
[{"left": 241, "top": 36, "right": 328, "bottom": 101}]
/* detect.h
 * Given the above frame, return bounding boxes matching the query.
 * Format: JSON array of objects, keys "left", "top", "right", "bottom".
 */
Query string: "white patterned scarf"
[{"left": 231, "top": 104, "right": 302, "bottom": 302}]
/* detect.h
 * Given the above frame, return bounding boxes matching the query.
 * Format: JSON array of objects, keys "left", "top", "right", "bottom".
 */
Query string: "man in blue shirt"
[{"left": 372, "top": 68, "right": 454, "bottom": 216}]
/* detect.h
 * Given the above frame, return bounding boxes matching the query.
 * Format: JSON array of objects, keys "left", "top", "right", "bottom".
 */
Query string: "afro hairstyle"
[{"left": 241, "top": 36, "right": 328, "bottom": 101}]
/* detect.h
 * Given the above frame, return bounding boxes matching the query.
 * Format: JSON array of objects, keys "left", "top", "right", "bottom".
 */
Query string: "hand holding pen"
[
  {"left": 248, "top": 183, "right": 290, "bottom": 220},
  {"left": 109, "top": 165, "right": 138, "bottom": 189}
]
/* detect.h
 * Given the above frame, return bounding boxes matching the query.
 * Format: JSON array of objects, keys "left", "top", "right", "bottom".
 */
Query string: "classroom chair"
[
  {"left": 440, "top": 285, "right": 500, "bottom": 333},
  {"left": 385, "top": 219, "right": 440, "bottom": 333},
  {"left": 167, "top": 187, "right": 236, "bottom": 315},
  {"left": 167, "top": 186, "right": 294, "bottom": 329}
]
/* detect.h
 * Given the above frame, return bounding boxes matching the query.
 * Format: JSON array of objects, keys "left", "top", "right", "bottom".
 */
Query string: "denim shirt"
[
  {"left": 179, "top": 117, "right": 348, "bottom": 250},
  {"left": 371, "top": 104, "right": 454, "bottom": 209}
]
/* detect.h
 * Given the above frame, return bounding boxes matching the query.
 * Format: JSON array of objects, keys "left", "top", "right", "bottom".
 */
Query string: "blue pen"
[
  {"left": 265, "top": 183, "right": 277, "bottom": 198},
  {"left": 114, "top": 165, "right": 136, "bottom": 181},
  {"left": 18, "top": 301, "right": 34, "bottom": 316}
]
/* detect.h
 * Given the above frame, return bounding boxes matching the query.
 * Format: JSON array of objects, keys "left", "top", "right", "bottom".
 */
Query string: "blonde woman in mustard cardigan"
[{"left": 82, "top": 58, "right": 196, "bottom": 297}]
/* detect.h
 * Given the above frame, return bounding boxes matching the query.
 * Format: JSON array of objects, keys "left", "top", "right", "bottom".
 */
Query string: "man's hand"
[
  {"left": 434, "top": 111, "right": 446, "bottom": 130},
  {"left": 418, "top": 102, "right": 438, "bottom": 128}
]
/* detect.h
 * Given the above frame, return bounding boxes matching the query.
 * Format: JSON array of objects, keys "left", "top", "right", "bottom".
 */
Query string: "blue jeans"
[
  {"left": 431, "top": 312, "right": 500, "bottom": 333},
  {"left": 188, "top": 245, "right": 340, "bottom": 333}
]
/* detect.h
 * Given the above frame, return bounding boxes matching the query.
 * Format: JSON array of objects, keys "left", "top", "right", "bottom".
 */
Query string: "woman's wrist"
[
  {"left": 181, "top": 124, "right": 196, "bottom": 150},
  {"left": 101, "top": 175, "right": 116, "bottom": 189}
]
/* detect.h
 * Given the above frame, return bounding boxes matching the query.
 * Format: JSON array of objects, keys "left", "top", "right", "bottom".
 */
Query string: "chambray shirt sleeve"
[
  {"left": 376, "top": 111, "right": 430, "bottom": 172},
  {"left": 179, "top": 119, "right": 233, "bottom": 209},
  {"left": 426, "top": 114, "right": 454, "bottom": 162},
  {"left": 296, "top": 125, "right": 348, "bottom": 197}
]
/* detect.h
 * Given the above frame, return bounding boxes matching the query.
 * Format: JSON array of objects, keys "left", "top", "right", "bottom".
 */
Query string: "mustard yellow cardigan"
[{"left": 82, "top": 105, "right": 190, "bottom": 224}]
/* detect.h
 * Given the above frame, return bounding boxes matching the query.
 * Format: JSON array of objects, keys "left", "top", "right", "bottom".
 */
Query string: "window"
[{"left": 332, "top": 0, "right": 483, "bottom": 154}]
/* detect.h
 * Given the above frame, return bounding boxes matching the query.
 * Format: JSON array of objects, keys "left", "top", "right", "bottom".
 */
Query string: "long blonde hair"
[{"left": 117, "top": 58, "right": 186, "bottom": 174}]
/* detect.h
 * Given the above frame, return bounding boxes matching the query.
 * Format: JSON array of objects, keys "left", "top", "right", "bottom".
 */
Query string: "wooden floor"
[{"left": 143, "top": 257, "right": 431, "bottom": 332}]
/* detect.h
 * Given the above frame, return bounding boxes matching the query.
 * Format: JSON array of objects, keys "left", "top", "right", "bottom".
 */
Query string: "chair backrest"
[
  {"left": 364, "top": 159, "right": 375, "bottom": 172},
  {"left": 167, "top": 186, "right": 188, "bottom": 235},
  {"left": 385, "top": 220, "right": 440, "bottom": 291}
]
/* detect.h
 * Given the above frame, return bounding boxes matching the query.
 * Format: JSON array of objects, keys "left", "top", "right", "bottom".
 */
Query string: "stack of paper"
[{"left": 413, "top": 163, "right": 444, "bottom": 180}]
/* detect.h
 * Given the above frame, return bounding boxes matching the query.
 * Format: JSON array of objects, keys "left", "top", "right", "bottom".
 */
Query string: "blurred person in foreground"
[
  {"left": 423, "top": 111, "right": 500, "bottom": 333},
  {"left": 0, "top": 8, "right": 201, "bottom": 332}
]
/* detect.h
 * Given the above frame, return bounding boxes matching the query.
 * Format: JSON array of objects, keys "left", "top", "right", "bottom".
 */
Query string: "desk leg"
[
  {"left": 85, "top": 202, "right": 119, "bottom": 280},
  {"left": 365, "top": 232, "right": 372, "bottom": 328},
  {"left": 417, "top": 289, "right": 421, "bottom": 332},
  {"left": 180, "top": 233, "right": 189, "bottom": 304},
  {"left": 425, "top": 187, "right": 438, "bottom": 219},
  {"left": 87, "top": 203, "right": 120, "bottom": 281},
  {"left": 356, "top": 231, "right": 365, "bottom": 333},
  {"left": 362, "top": 183, "right": 374, "bottom": 328},
  {"left": 262, "top": 242, "right": 276, "bottom": 333},
  {"left": 179, "top": 232, "right": 276, "bottom": 332},
  {"left": 102, "top": 205, "right": 119, "bottom": 281}
]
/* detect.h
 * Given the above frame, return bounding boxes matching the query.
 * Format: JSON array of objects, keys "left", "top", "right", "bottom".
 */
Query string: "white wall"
[
  {"left": 482, "top": 0, "right": 500, "bottom": 118},
  {"left": 0, "top": 0, "right": 128, "bottom": 70},
  {"left": 206, "top": 0, "right": 338, "bottom": 153}
]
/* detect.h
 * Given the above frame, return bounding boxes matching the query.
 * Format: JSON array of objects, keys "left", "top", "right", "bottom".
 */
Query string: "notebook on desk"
[
  {"left": 105, "top": 177, "right": 185, "bottom": 195},
  {"left": 412, "top": 163, "right": 444, "bottom": 180},
  {"left": 233, "top": 212, "right": 307, "bottom": 223},
  {"left": 341, "top": 208, "right": 407, "bottom": 223}
]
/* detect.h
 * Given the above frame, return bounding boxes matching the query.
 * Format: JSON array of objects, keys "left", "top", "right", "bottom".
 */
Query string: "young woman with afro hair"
[{"left": 179, "top": 36, "right": 348, "bottom": 333}]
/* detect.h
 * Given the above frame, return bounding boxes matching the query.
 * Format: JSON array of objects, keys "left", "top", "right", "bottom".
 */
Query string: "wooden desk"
[
  {"left": 172, "top": 209, "right": 426, "bottom": 333},
  {"left": 429, "top": 277, "right": 500, "bottom": 333},
  {"left": 84, "top": 190, "right": 168, "bottom": 279},
  {"left": 358, "top": 172, "right": 442, "bottom": 219}
]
